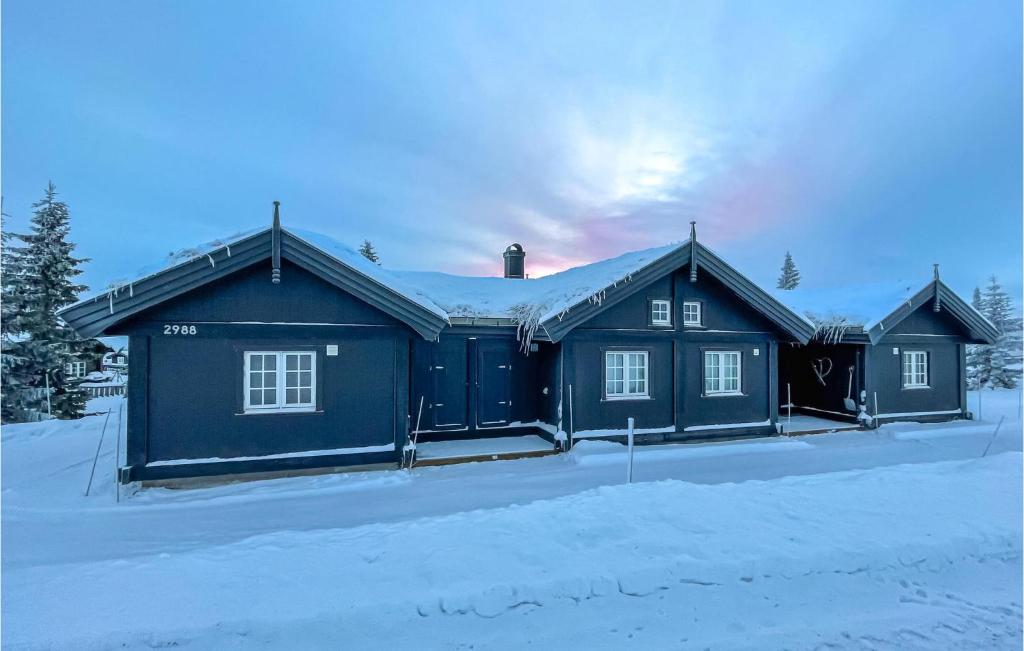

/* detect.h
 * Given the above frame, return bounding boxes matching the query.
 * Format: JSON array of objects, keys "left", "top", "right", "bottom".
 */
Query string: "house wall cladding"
[
  {"left": 873, "top": 302, "right": 968, "bottom": 417},
  {"left": 564, "top": 263, "right": 783, "bottom": 434},
  {"left": 119, "top": 259, "right": 411, "bottom": 475},
  {"left": 866, "top": 342, "right": 962, "bottom": 416}
]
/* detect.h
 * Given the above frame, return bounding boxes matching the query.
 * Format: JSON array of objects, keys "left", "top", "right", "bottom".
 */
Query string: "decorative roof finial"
[
  {"left": 933, "top": 263, "right": 940, "bottom": 312},
  {"left": 689, "top": 221, "right": 698, "bottom": 283},
  {"left": 271, "top": 201, "right": 282, "bottom": 284}
]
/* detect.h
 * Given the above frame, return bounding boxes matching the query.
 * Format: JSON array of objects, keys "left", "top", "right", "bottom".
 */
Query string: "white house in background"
[{"left": 101, "top": 348, "right": 128, "bottom": 373}]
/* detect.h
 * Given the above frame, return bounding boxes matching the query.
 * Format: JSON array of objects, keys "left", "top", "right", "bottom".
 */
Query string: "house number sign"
[{"left": 163, "top": 324, "right": 198, "bottom": 335}]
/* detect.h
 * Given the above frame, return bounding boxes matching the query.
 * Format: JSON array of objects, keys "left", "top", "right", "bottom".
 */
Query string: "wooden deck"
[{"left": 412, "top": 435, "right": 559, "bottom": 467}]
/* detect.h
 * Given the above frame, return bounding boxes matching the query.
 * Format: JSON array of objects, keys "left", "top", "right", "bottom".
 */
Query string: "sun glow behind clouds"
[{"left": 561, "top": 108, "right": 710, "bottom": 206}]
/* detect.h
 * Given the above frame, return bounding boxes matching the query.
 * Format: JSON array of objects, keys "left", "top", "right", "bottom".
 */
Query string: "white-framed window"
[
  {"left": 605, "top": 351, "right": 649, "bottom": 399},
  {"left": 682, "top": 301, "right": 702, "bottom": 326},
  {"left": 651, "top": 299, "right": 672, "bottom": 326},
  {"left": 704, "top": 351, "right": 741, "bottom": 395},
  {"left": 65, "top": 361, "right": 86, "bottom": 378},
  {"left": 902, "top": 351, "right": 928, "bottom": 388},
  {"left": 244, "top": 351, "right": 316, "bottom": 413}
]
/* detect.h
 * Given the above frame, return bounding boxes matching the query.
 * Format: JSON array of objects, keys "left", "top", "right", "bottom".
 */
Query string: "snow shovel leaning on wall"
[{"left": 843, "top": 366, "right": 857, "bottom": 412}]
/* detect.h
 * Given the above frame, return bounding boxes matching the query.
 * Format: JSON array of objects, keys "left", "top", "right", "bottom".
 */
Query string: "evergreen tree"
[
  {"left": 1, "top": 202, "right": 30, "bottom": 421},
  {"left": 776, "top": 252, "right": 800, "bottom": 290},
  {"left": 973, "top": 276, "right": 1021, "bottom": 390},
  {"left": 359, "top": 239, "right": 380, "bottom": 264},
  {"left": 965, "top": 286, "right": 986, "bottom": 389},
  {"left": 4, "top": 183, "right": 93, "bottom": 420}
]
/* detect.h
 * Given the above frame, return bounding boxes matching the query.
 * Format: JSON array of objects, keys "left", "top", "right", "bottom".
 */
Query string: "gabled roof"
[
  {"left": 60, "top": 225, "right": 819, "bottom": 345},
  {"left": 530, "top": 241, "right": 816, "bottom": 344},
  {"left": 771, "top": 279, "right": 998, "bottom": 345},
  {"left": 58, "top": 228, "right": 451, "bottom": 340}
]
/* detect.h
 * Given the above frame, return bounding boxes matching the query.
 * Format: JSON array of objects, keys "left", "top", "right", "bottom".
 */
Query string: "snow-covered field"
[{"left": 2, "top": 391, "right": 1022, "bottom": 649}]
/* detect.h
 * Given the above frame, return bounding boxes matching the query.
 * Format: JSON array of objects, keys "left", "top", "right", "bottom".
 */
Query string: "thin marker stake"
[
  {"left": 626, "top": 417, "right": 635, "bottom": 484},
  {"left": 981, "top": 416, "right": 1005, "bottom": 458},
  {"left": 86, "top": 409, "right": 112, "bottom": 497}
]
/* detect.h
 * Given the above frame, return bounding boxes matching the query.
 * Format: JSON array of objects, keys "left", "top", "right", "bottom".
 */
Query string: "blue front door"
[{"left": 476, "top": 339, "right": 513, "bottom": 427}]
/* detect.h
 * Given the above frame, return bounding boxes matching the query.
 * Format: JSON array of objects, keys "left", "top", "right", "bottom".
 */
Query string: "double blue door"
[{"left": 430, "top": 338, "right": 512, "bottom": 430}]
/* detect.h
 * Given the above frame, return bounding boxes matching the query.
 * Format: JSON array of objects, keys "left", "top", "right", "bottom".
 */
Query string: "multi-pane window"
[
  {"left": 244, "top": 351, "right": 316, "bottom": 412},
  {"left": 682, "top": 301, "right": 702, "bottom": 326},
  {"left": 704, "top": 351, "right": 741, "bottom": 395},
  {"left": 605, "top": 351, "right": 649, "bottom": 399},
  {"left": 902, "top": 351, "right": 928, "bottom": 388},
  {"left": 651, "top": 300, "right": 672, "bottom": 326},
  {"left": 65, "top": 361, "right": 86, "bottom": 378}
]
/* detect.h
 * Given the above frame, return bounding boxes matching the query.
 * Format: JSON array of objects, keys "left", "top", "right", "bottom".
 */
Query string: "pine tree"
[
  {"left": 776, "top": 252, "right": 801, "bottom": 290},
  {"left": 4, "top": 183, "right": 93, "bottom": 420},
  {"left": 359, "top": 239, "right": 380, "bottom": 264}
]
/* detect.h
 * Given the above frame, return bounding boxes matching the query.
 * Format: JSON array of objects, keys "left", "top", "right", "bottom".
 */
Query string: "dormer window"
[
  {"left": 682, "top": 301, "right": 702, "bottom": 326},
  {"left": 651, "top": 300, "right": 672, "bottom": 326}
]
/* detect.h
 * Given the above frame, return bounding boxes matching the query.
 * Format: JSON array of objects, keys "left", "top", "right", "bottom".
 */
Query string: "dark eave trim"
[
  {"left": 58, "top": 230, "right": 272, "bottom": 339},
  {"left": 280, "top": 233, "right": 446, "bottom": 340},
  {"left": 59, "top": 228, "right": 448, "bottom": 341},
  {"left": 867, "top": 281, "right": 998, "bottom": 345},
  {"left": 696, "top": 245, "right": 815, "bottom": 344},
  {"left": 539, "top": 243, "right": 814, "bottom": 344},
  {"left": 541, "top": 246, "right": 692, "bottom": 342}
]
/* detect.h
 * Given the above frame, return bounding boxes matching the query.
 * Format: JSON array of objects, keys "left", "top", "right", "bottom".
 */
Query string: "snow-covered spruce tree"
[
  {"left": 965, "top": 286, "right": 986, "bottom": 390},
  {"left": 776, "top": 252, "right": 800, "bottom": 290},
  {"left": 4, "top": 183, "right": 93, "bottom": 420},
  {"left": 978, "top": 276, "right": 1021, "bottom": 389},
  {"left": 359, "top": 239, "right": 380, "bottom": 264},
  {"left": 1, "top": 204, "right": 32, "bottom": 422}
]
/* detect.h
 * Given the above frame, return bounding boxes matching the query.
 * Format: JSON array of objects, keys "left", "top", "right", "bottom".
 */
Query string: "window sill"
[
  {"left": 650, "top": 322, "right": 673, "bottom": 328},
  {"left": 702, "top": 392, "right": 745, "bottom": 398},
  {"left": 237, "top": 408, "right": 322, "bottom": 416},
  {"left": 603, "top": 395, "right": 652, "bottom": 402},
  {"left": 683, "top": 324, "right": 705, "bottom": 329},
  {"left": 902, "top": 385, "right": 931, "bottom": 391}
]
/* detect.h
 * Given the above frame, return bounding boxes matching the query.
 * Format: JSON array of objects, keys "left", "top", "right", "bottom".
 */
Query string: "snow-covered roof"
[
  {"left": 82, "top": 228, "right": 267, "bottom": 303},
  {"left": 288, "top": 229, "right": 449, "bottom": 321},
  {"left": 770, "top": 281, "right": 922, "bottom": 331},
  {"left": 76, "top": 227, "right": 450, "bottom": 322},
  {"left": 74, "top": 226, "right": 685, "bottom": 341},
  {"left": 75, "top": 224, "right": 990, "bottom": 345},
  {"left": 391, "top": 242, "right": 684, "bottom": 337},
  {"left": 771, "top": 279, "right": 998, "bottom": 344}
]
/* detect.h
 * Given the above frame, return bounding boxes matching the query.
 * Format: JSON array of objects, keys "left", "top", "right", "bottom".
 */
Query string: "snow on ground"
[{"left": 2, "top": 391, "right": 1022, "bottom": 649}]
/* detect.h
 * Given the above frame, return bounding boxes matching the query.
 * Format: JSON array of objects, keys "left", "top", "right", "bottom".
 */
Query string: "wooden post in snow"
[
  {"left": 626, "top": 417, "right": 635, "bottom": 484},
  {"left": 568, "top": 384, "right": 575, "bottom": 451},
  {"left": 786, "top": 383, "right": 792, "bottom": 432}
]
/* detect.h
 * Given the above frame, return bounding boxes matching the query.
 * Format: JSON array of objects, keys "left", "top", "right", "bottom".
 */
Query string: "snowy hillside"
[{"left": 2, "top": 391, "right": 1022, "bottom": 649}]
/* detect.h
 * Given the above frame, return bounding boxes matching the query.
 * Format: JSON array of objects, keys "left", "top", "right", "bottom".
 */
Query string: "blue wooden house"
[{"left": 58, "top": 205, "right": 997, "bottom": 483}]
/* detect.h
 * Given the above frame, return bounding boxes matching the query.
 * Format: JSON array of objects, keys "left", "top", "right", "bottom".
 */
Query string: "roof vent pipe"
[
  {"left": 271, "top": 201, "right": 282, "bottom": 284},
  {"left": 933, "top": 264, "right": 940, "bottom": 312},
  {"left": 503, "top": 243, "right": 525, "bottom": 279},
  {"left": 689, "top": 221, "right": 698, "bottom": 283}
]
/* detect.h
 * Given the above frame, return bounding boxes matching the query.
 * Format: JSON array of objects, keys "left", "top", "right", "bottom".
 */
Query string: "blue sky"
[{"left": 3, "top": 1, "right": 1021, "bottom": 301}]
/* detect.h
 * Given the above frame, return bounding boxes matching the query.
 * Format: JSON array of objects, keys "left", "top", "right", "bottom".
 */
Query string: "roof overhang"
[
  {"left": 866, "top": 280, "right": 999, "bottom": 345},
  {"left": 58, "top": 228, "right": 448, "bottom": 341},
  {"left": 539, "top": 243, "right": 815, "bottom": 344}
]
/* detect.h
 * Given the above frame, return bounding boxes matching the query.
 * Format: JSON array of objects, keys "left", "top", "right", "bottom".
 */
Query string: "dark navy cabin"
[{"left": 58, "top": 210, "right": 997, "bottom": 483}]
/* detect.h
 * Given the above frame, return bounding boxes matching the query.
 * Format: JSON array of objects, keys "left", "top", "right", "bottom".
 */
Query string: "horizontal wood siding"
[
  {"left": 568, "top": 332, "right": 675, "bottom": 432},
  {"left": 146, "top": 333, "right": 401, "bottom": 462},
  {"left": 123, "top": 259, "right": 401, "bottom": 327},
  {"left": 867, "top": 340, "right": 961, "bottom": 416},
  {"left": 679, "top": 332, "right": 774, "bottom": 429}
]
